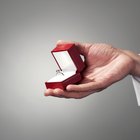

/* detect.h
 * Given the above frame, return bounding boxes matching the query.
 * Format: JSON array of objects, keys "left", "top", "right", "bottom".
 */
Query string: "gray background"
[{"left": 0, "top": 0, "right": 140, "bottom": 140}]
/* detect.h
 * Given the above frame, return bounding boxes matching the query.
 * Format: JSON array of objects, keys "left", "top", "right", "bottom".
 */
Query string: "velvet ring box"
[{"left": 45, "top": 43, "right": 85, "bottom": 90}]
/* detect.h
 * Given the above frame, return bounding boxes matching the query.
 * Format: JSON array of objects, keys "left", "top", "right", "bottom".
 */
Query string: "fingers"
[
  {"left": 44, "top": 81, "right": 104, "bottom": 99},
  {"left": 44, "top": 88, "right": 95, "bottom": 99},
  {"left": 45, "top": 89, "right": 76, "bottom": 98},
  {"left": 66, "top": 81, "right": 104, "bottom": 92},
  {"left": 44, "top": 88, "right": 64, "bottom": 97}
]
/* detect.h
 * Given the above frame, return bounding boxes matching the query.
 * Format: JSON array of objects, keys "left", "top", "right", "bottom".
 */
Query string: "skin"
[{"left": 44, "top": 41, "right": 140, "bottom": 99}]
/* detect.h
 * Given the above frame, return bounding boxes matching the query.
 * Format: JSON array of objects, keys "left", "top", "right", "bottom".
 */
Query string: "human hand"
[{"left": 44, "top": 41, "right": 136, "bottom": 99}]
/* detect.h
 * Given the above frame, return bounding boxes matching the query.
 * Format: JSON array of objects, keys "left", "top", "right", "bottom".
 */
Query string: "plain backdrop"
[{"left": 0, "top": 0, "right": 140, "bottom": 140}]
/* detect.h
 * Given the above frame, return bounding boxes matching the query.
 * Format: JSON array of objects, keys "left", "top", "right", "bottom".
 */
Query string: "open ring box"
[{"left": 45, "top": 43, "right": 85, "bottom": 89}]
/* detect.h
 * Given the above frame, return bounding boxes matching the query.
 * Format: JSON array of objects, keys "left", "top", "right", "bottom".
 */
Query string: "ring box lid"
[{"left": 51, "top": 43, "right": 85, "bottom": 73}]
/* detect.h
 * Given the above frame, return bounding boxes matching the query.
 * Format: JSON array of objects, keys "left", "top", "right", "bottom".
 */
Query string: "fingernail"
[
  {"left": 57, "top": 40, "right": 63, "bottom": 44},
  {"left": 66, "top": 85, "right": 72, "bottom": 91}
]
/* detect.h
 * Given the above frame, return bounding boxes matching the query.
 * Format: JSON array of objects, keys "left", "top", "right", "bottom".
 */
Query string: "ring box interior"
[{"left": 45, "top": 43, "right": 85, "bottom": 89}]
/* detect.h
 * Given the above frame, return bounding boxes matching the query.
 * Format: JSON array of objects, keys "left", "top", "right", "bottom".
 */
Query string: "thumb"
[
  {"left": 66, "top": 81, "right": 104, "bottom": 92},
  {"left": 56, "top": 40, "right": 91, "bottom": 55}
]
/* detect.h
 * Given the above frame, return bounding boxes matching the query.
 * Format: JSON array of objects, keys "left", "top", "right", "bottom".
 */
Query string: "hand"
[{"left": 44, "top": 41, "right": 136, "bottom": 99}]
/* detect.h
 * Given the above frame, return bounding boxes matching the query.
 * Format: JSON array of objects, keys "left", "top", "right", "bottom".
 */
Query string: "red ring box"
[{"left": 45, "top": 43, "right": 85, "bottom": 90}]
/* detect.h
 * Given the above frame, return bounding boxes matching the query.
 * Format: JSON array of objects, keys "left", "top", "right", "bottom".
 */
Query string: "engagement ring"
[{"left": 56, "top": 70, "right": 64, "bottom": 76}]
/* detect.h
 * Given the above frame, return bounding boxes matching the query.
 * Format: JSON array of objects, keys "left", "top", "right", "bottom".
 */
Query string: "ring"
[{"left": 56, "top": 70, "right": 64, "bottom": 76}]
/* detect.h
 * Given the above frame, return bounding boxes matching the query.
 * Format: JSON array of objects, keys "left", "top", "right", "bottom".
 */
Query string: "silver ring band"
[{"left": 56, "top": 70, "right": 64, "bottom": 76}]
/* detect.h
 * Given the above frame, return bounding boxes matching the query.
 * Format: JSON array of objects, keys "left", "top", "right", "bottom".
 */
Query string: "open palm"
[{"left": 45, "top": 42, "right": 134, "bottom": 98}]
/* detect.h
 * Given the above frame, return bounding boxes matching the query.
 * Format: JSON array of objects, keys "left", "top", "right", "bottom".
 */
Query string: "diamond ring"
[{"left": 56, "top": 70, "right": 64, "bottom": 76}]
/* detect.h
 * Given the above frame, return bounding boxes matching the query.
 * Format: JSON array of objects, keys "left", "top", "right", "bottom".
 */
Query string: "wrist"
[{"left": 123, "top": 50, "right": 140, "bottom": 77}]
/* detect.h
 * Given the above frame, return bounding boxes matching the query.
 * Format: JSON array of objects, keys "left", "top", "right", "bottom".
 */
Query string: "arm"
[
  {"left": 123, "top": 51, "right": 140, "bottom": 105},
  {"left": 123, "top": 51, "right": 140, "bottom": 106},
  {"left": 44, "top": 41, "right": 140, "bottom": 101}
]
